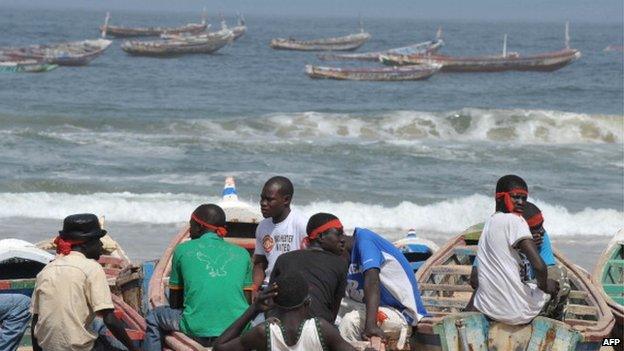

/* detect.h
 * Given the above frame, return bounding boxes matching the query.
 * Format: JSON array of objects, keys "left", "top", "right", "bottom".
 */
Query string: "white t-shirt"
[
  {"left": 474, "top": 212, "right": 550, "bottom": 325},
  {"left": 254, "top": 208, "right": 308, "bottom": 284}
]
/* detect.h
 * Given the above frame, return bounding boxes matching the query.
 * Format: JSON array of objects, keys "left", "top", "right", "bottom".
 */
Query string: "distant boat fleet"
[{"left": 0, "top": 14, "right": 595, "bottom": 79}]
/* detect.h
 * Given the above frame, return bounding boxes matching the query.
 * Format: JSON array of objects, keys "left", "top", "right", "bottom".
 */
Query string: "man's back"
[
  {"left": 474, "top": 212, "right": 548, "bottom": 324},
  {"left": 171, "top": 232, "right": 252, "bottom": 337},
  {"left": 32, "top": 251, "right": 113, "bottom": 351},
  {"left": 270, "top": 249, "right": 347, "bottom": 322}
]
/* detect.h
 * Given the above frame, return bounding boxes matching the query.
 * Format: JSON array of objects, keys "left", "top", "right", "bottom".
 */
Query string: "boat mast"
[
  {"left": 359, "top": 14, "right": 364, "bottom": 33},
  {"left": 220, "top": 12, "right": 227, "bottom": 30},
  {"left": 201, "top": 7, "right": 207, "bottom": 25},
  {"left": 101, "top": 12, "right": 110, "bottom": 39},
  {"left": 502, "top": 34, "right": 507, "bottom": 58},
  {"left": 565, "top": 21, "right": 570, "bottom": 49},
  {"left": 436, "top": 27, "right": 443, "bottom": 40}
]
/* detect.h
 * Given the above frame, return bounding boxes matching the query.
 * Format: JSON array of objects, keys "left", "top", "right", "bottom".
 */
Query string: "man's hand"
[
  {"left": 252, "top": 283, "right": 278, "bottom": 312},
  {"left": 545, "top": 278, "right": 559, "bottom": 296},
  {"left": 531, "top": 232, "right": 543, "bottom": 248},
  {"left": 362, "top": 323, "right": 386, "bottom": 342}
]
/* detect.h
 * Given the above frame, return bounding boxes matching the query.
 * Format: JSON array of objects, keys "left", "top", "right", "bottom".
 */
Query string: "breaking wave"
[{"left": 0, "top": 192, "right": 620, "bottom": 237}]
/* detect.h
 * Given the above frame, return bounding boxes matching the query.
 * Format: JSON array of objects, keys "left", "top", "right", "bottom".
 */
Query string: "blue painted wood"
[
  {"left": 141, "top": 260, "right": 156, "bottom": 314},
  {"left": 433, "top": 312, "right": 488, "bottom": 351},
  {"left": 527, "top": 317, "right": 581, "bottom": 351}
]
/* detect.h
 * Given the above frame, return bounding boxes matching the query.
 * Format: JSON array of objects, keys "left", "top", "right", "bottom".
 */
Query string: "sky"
[{"left": 3, "top": 0, "right": 623, "bottom": 23}]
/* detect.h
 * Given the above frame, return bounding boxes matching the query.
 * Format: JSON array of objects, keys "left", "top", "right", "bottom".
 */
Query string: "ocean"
[{"left": 1, "top": 8, "right": 622, "bottom": 270}]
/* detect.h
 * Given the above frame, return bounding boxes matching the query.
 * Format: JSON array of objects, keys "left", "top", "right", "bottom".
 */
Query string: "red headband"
[
  {"left": 526, "top": 212, "right": 544, "bottom": 228},
  {"left": 309, "top": 219, "right": 343, "bottom": 240},
  {"left": 191, "top": 214, "right": 228, "bottom": 237},
  {"left": 54, "top": 236, "right": 86, "bottom": 255},
  {"left": 495, "top": 188, "right": 528, "bottom": 213}
]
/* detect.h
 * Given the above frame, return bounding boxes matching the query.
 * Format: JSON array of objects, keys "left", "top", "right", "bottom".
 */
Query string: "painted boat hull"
[
  {"left": 305, "top": 64, "right": 440, "bottom": 81},
  {"left": 412, "top": 225, "right": 614, "bottom": 351},
  {"left": 317, "top": 39, "right": 444, "bottom": 62},
  {"left": 102, "top": 23, "right": 207, "bottom": 38},
  {"left": 121, "top": 33, "right": 233, "bottom": 57},
  {"left": 380, "top": 49, "right": 581, "bottom": 73},
  {"left": 2, "top": 39, "right": 112, "bottom": 66},
  {"left": 270, "top": 32, "right": 371, "bottom": 51}
]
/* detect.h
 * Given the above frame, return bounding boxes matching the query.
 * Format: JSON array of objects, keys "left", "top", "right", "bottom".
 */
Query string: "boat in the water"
[
  {"left": 305, "top": 63, "right": 440, "bottom": 81},
  {"left": 412, "top": 224, "right": 614, "bottom": 351},
  {"left": 381, "top": 24, "right": 581, "bottom": 73},
  {"left": 101, "top": 11, "right": 207, "bottom": 38},
  {"left": 592, "top": 229, "right": 623, "bottom": 340},
  {"left": 270, "top": 28, "right": 371, "bottom": 51},
  {"left": 1, "top": 235, "right": 145, "bottom": 349},
  {"left": 121, "top": 30, "right": 234, "bottom": 57},
  {"left": 220, "top": 13, "right": 247, "bottom": 41},
  {"left": 0, "top": 39, "right": 112, "bottom": 66},
  {"left": 317, "top": 28, "right": 444, "bottom": 62},
  {"left": 604, "top": 45, "right": 624, "bottom": 52},
  {"left": 0, "top": 59, "right": 58, "bottom": 73},
  {"left": 393, "top": 229, "right": 439, "bottom": 272},
  {"left": 148, "top": 177, "right": 261, "bottom": 350}
]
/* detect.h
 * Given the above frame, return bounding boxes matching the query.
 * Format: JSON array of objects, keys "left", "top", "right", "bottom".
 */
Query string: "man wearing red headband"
[
  {"left": 31, "top": 213, "right": 139, "bottom": 351},
  {"left": 471, "top": 175, "right": 559, "bottom": 325},
  {"left": 143, "top": 204, "right": 253, "bottom": 350},
  {"left": 269, "top": 213, "right": 348, "bottom": 323}
]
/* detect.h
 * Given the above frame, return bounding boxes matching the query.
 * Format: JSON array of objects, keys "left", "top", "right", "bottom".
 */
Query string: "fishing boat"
[
  {"left": 148, "top": 177, "right": 261, "bottom": 350},
  {"left": 412, "top": 224, "right": 614, "bottom": 351},
  {"left": 270, "top": 29, "right": 371, "bottom": 51},
  {"left": 219, "top": 13, "right": 247, "bottom": 41},
  {"left": 393, "top": 229, "right": 439, "bottom": 272},
  {"left": 381, "top": 24, "right": 581, "bottom": 73},
  {"left": 101, "top": 12, "right": 207, "bottom": 38},
  {"left": 318, "top": 29, "right": 444, "bottom": 62},
  {"left": 305, "top": 63, "right": 440, "bottom": 81},
  {"left": 121, "top": 30, "right": 233, "bottom": 57},
  {"left": 592, "top": 229, "right": 623, "bottom": 341},
  {"left": 1, "top": 236, "right": 145, "bottom": 350},
  {"left": 0, "top": 59, "right": 58, "bottom": 73},
  {"left": 1, "top": 39, "right": 112, "bottom": 66},
  {"left": 604, "top": 45, "right": 624, "bottom": 52}
]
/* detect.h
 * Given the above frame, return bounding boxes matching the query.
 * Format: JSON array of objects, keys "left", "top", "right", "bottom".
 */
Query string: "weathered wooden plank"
[
  {"left": 453, "top": 246, "right": 478, "bottom": 256},
  {"left": 422, "top": 296, "right": 470, "bottom": 309},
  {"left": 430, "top": 265, "right": 472, "bottom": 275},
  {"left": 420, "top": 283, "right": 473, "bottom": 292},
  {"left": 566, "top": 304, "right": 598, "bottom": 316},
  {"left": 565, "top": 318, "right": 598, "bottom": 327},
  {"left": 568, "top": 290, "right": 588, "bottom": 300}
]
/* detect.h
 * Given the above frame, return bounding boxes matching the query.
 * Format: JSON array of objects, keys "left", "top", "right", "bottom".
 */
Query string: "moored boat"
[
  {"left": 305, "top": 63, "right": 440, "bottom": 81},
  {"left": 148, "top": 177, "right": 261, "bottom": 350},
  {"left": 412, "top": 224, "right": 614, "bottom": 351},
  {"left": 270, "top": 31, "right": 371, "bottom": 51},
  {"left": 0, "top": 59, "right": 58, "bottom": 73},
  {"left": 121, "top": 30, "right": 234, "bottom": 57},
  {"left": 592, "top": 229, "right": 624, "bottom": 341},
  {"left": 101, "top": 12, "right": 207, "bottom": 38},
  {"left": 1, "top": 39, "right": 112, "bottom": 66},
  {"left": 393, "top": 229, "right": 439, "bottom": 272},
  {"left": 318, "top": 29, "right": 444, "bottom": 61}
]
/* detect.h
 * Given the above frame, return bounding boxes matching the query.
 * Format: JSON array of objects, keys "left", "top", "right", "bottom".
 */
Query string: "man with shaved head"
[
  {"left": 251, "top": 176, "right": 308, "bottom": 301},
  {"left": 143, "top": 204, "right": 253, "bottom": 350}
]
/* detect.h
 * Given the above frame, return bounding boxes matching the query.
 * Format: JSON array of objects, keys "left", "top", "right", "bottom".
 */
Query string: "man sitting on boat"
[
  {"left": 0, "top": 294, "right": 31, "bottom": 351},
  {"left": 30, "top": 213, "right": 139, "bottom": 351},
  {"left": 213, "top": 271, "right": 358, "bottom": 351},
  {"left": 252, "top": 176, "right": 308, "bottom": 298},
  {"left": 338, "top": 224, "right": 428, "bottom": 349},
  {"left": 143, "top": 204, "right": 252, "bottom": 350},
  {"left": 269, "top": 213, "right": 348, "bottom": 323},
  {"left": 470, "top": 175, "right": 559, "bottom": 325}
]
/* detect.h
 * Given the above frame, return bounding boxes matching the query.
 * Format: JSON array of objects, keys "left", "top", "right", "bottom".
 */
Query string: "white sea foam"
[{"left": 2, "top": 192, "right": 621, "bottom": 236}]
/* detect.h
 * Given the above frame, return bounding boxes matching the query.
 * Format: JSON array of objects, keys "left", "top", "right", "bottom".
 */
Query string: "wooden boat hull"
[
  {"left": 305, "top": 64, "right": 440, "bottom": 81},
  {"left": 148, "top": 177, "right": 261, "bottom": 350},
  {"left": 413, "top": 225, "right": 614, "bottom": 351},
  {"left": 380, "top": 49, "right": 581, "bottom": 73},
  {"left": 102, "top": 23, "right": 207, "bottom": 38},
  {"left": 393, "top": 234, "right": 439, "bottom": 272},
  {"left": 592, "top": 230, "right": 624, "bottom": 341},
  {"left": 232, "top": 26, "right": 246, "bottom": 40},
  {"left": 2, "top": 39, "right": 112, "bottom": 66},
  {"left": 121, "top": 33, "right": 233, "bottom": 57},
  {"left": 270, "top": 32, "right": 371, "bottom": 51},
  {"left": 0, "top": 61, "right": 58, "bottom": 73},
  {"left": 317, "top": 39, "right": 444, "bottom": 62}
]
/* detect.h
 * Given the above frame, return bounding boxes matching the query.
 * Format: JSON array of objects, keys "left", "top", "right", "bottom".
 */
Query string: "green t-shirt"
[{"left": 170, "top": 231, "right": 252, "bottom": 337}]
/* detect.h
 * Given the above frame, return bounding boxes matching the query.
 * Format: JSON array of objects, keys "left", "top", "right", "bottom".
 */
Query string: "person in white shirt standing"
[
  {"left": 472, "top": 175, "right": 559, "bottom": 325},
  {"left": 251, "top": 176, "right": 308, "bottom": 299}
]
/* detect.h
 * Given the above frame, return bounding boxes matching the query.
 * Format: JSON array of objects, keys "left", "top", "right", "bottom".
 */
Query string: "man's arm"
[
  {"left": 31, "top": 314, "right": 42, "bottom": 351},
  {"left": 97, "top": 309, "right": 140, "bottom": 351},
  {"left": 362, "top": 268, "right": 385, "bottom": 340},
  {"left": 516, "top": 238, "right": 557, "bottom": 295},
  {"left": 469, "top": 266, "right": 478, "bottom": 289},
  {"left": 318, "top": 318, "right": 358, "bottom": 351},
  {"left": 213, "top": 284, "right": 277, "bottom": 351},
  {"left": 252, "top": 254, "right": 268, "bottom": 299},
  {"left": 169, "top": 288, "right": 184, "bottom": 309}
]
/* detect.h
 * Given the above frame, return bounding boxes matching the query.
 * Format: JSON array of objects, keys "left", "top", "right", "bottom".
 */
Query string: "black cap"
[{"left": 59, "top": 214, "right": 107, "bottom": 241}]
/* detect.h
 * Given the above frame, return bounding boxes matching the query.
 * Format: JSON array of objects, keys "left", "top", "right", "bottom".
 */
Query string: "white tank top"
[{"left": 267, "top": 318, "right": 325, "bottom": 351}]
